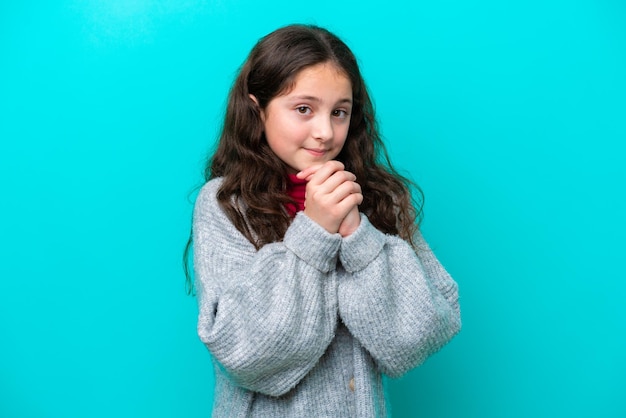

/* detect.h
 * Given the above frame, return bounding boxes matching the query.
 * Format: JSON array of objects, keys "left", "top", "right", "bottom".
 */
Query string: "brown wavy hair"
[{"left": 184, "top": 24, "right": 423, "bottom": 293}]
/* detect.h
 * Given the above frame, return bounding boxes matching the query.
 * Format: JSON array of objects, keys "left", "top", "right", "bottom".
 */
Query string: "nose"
[{"left": 312, "top": 115, "right": 333, "bottom": 142}]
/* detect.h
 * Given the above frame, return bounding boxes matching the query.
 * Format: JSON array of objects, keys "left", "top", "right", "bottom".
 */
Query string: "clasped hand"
[{"left": 296, "top": 161, "right": 363, "bottom": 237}]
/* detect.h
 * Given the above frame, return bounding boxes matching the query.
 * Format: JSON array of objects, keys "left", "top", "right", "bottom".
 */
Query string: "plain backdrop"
[{"left": 1, "top": 1, "right": 624, "bottom": 417}]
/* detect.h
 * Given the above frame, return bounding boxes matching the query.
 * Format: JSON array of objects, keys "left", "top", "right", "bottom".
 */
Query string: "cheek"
[
  {"left": 280, "top": 120, "right": 309, "bottom": 143},
  {"left": 265, "top": 119, "right": 306, "bottom": 152},
  {"left": 263, "top": 116, "right": 284, "bottom": 143},
  {"left": 337, "top": 123, "right": 350, "bottom": 144}
]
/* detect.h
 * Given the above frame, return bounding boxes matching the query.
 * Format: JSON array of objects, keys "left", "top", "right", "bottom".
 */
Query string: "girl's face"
[{"left": 257, "top": 63, "right": 353, "bottom": 173}]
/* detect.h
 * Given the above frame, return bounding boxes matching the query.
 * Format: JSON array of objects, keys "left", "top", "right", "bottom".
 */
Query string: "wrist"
[
  {"left": 303, "top": 208, "right": 341, "bottom": 234},
  {"left": 338, "top": 209, "right": 361, "bottom": 237}
]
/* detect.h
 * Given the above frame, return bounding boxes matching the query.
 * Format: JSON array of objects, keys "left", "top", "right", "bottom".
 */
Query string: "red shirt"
[{"left": 285, "top": 173, "right": 307, "bottom": 218}]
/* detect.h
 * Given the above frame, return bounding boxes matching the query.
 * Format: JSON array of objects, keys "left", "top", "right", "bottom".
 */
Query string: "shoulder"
[
  {"left": 197, "top": 177, "right": 224, "bottom": 203},
  {"left": 193, "top": 177, "right": 226, "bottom": 221}
]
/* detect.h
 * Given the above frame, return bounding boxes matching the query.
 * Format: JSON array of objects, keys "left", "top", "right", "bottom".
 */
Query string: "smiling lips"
[{"left": 305, "top": 148, "right": 327, "bottom": 157}]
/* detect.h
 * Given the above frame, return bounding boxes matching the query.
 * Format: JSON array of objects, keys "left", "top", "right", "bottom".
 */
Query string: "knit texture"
[{"left": 193, "top": 178, "right": 461, "bottom": 417}]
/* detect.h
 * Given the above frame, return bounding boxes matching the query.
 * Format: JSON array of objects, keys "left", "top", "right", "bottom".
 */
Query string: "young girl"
[{"left": 188, "top": 24, "right": 461, "bottom": 417}]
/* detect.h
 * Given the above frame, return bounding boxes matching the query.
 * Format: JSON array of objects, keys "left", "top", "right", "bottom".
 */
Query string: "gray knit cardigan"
[{"left": 193, "top": 178, "right": 461, "bottom": 417}]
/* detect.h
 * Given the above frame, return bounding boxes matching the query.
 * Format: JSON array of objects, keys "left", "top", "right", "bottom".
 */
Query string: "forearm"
[
  {"left": 337, "top": 215, "right": 461, "bottom": 377},
  {"left": 194, "top": 191, "right": 342, "bottom": 395}
]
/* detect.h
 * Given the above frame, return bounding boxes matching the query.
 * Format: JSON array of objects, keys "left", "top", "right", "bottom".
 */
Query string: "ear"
[{"left": 249, "top": 94, "right": 265, "bottom": 122}]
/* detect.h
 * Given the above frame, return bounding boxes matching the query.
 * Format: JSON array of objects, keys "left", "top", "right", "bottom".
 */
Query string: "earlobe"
[
  {"left": 248, "top": 94, "right": 259, "bottom": 106},
  {"left": 249, "top": 94, "right": 265, "bottom": 122}
]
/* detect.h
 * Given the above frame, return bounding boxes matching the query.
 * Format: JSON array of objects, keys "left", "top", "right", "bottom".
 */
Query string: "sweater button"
[{"left": 349, "top": 378, "right": 355, "bottom": 392}]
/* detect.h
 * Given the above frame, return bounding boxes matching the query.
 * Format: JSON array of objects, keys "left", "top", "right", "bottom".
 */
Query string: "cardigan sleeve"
[
  {"left": 193, "top": 180, "right": 341, "bottom": 397},
  {"left": 337, "top": 214, "right": 461, "bottom": 378}
]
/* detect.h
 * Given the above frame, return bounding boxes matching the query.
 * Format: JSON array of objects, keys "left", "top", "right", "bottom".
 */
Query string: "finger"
[
  {"left": 321, "top": 170, "right": 358, "bottom": 194},
  {"left": 326, "top": 180, "right": 362, "bottom": 205},
  {"left": 305, "top": 161, "right": 345, "bottom": 185},
  {"left": 296, "top": 164, "right": 323, "bottom": 181},
  {"left": 334, "top": 191, "right": 363, "bottom": 213}
]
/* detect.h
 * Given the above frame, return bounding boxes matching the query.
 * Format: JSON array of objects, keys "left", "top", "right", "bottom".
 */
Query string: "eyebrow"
[{"left": 289, "top": 95, "right": 353, "bottom": 105}]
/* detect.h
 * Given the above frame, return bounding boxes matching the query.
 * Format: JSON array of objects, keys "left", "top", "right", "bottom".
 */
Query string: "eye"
[
  {"left": 332, "top": 109, "right": 349, "bottom": 119},
  {"left": 296, "top": 106, "right": 312, "bottom": 115}
]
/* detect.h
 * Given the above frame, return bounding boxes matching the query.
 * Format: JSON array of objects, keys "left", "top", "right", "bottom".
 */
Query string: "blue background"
[{"left": 1, "top": 1, "right": 624, "bottom": 417}]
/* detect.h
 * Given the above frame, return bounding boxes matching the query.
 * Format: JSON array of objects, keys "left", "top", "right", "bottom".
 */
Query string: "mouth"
[{"left": 304, "top": 148, "right": 328, "bottom": 157}]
